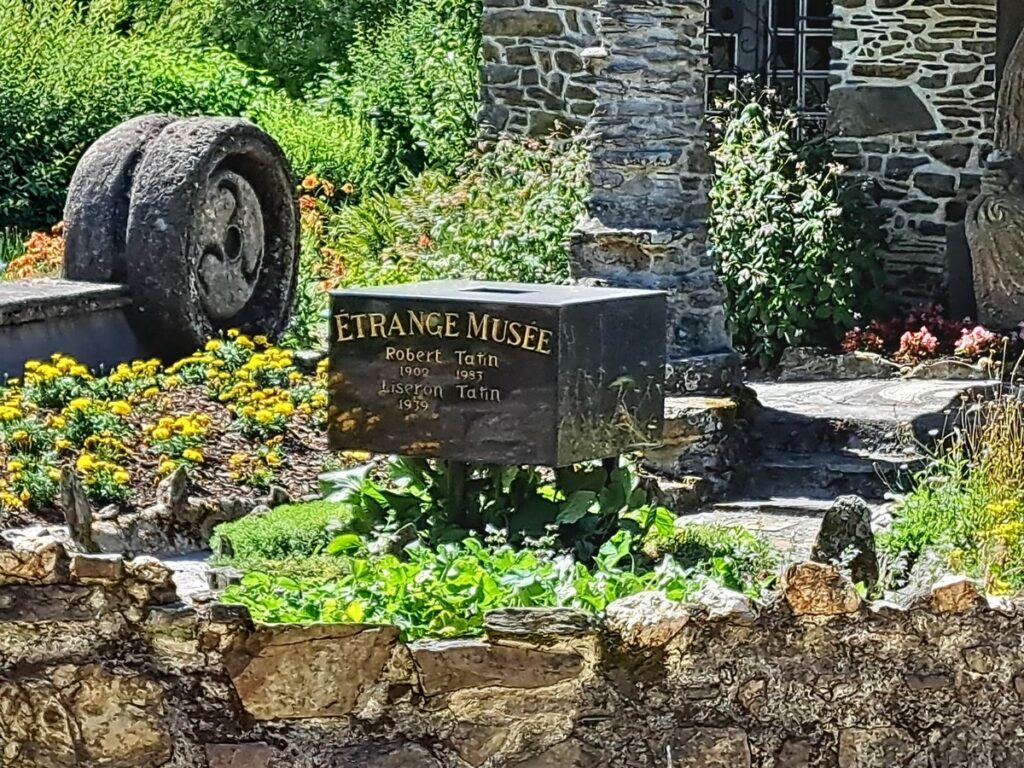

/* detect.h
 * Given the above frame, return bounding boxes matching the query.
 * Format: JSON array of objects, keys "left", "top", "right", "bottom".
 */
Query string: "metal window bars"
[{"left": 706, "top": 0, "right": 834, "bottom": 133}]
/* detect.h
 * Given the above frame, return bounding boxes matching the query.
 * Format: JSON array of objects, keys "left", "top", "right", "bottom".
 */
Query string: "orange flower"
[
  {"left": 301, "top": 174, "right": 319, "bottom": 190},
  {"left": 418, "top": 233, "right": 432, "bottom": 249},
  {"left": 321, "top": 180, "right": 336, "bottom": 197},
  {"left": 341, "top": 182, "right": 355, "bottom": 195}
]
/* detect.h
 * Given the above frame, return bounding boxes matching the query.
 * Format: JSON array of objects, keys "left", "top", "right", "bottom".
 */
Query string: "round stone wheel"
[
  {"left": 63, "top": 114, "right": 177, "bottom": 283},
  {"left": 124, "top": 117, "right": 299, "bottom": 358}
]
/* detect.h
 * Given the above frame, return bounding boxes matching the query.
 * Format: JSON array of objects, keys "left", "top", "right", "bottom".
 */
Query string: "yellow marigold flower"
[
  {"left": 47, "top": 468, "right": 60, "bottom": 481},
  {"left": 229, "top": 453, "right": 246, "bottom": 467},
  {"left": 113, "top": 469, "right": 130, "bottom": 484},
  {"left": 18, "top": 491, "right": 30, "bottom": 503},
  {"left": 158, "top": 459, "right": 177, "bottom": 475},
  {"left": 227, "top": 329, "right": 240, "bottom": 339},
  {"left": 253, "top": 335, "right": 269, "bottom": 347},
  {"left": 7, "top": 460, "right": 24, "bottom": 472},
  {"left": 341, "top": 450, "right": 371, "bottom": 461},
  {"left": 265, "top": 452, "right": 283, "bottom": 467},
  {"left": 11, "top": 429, "right": 28, "bottom": 442},
  {"left": 255, "top": 409, "right": 274, "bottom": 424},
  {"left": 164, "top": 375, "right": 182, "bottom": 388},
  {"left": 151, "top": 427, "right": 172, "bottom": 441},
  {"left": 182, "top": 448, "right": 204, "bottom": 463},
  {"left": 110, "top": 400, "right": 132, "bottom": 416},
  {"left": 272, "top": 401, "right": 294, "bottom": 417},
  {"left": 24, "top": 360, "right": 39, "bottom": 371},
  {"left": 55, "top": 438, "right": 72, "bottom": 451},
  {"left": 236, "top": 336, "right": 254, "bottom": 350},
  {"left": 143, "top": 387, "right": 159, "bottom": 398},
  {"left": 68, "top": 398, "right": 90, "bottom": 412},
  {"left": 76, "top": 453, "right": 96, "bottom": 472},
  {"left": 49, "top": 415, "right": 67, "bottom": 428},
  {"left": 205, "top": 339, "right": 222, "bottom": 351}
]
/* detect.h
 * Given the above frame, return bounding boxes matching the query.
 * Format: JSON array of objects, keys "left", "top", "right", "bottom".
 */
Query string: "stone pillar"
[
  {"left": 571, "top": 0, "right": 737, "bottom": 394},
  {"left": 480, "top": 0, "right": 740, "bottom": 394}
]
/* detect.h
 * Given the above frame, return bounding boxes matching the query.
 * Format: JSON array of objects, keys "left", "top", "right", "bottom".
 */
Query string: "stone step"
[
  {"left": 737, "top": 450, "right": 921, "bottom": 502},
  {"left": 749, "top": 379, "right": 998, "bottom": 455}
]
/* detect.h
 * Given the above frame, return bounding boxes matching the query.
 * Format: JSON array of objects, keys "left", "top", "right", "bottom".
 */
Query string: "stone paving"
[{"left": 678, "top": 377, "right": 1001, "bottom": 559}]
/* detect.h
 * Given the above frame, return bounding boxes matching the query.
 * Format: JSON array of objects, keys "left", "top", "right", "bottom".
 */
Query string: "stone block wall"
[
  {"left": 7, "top": 541, "right": 1024, "bottom": 767},
  {"left": 830, "top": 0, "right": 998, "bottom": 301}
]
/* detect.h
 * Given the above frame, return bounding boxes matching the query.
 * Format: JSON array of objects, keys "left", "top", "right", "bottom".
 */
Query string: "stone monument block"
[{"left": 327, "top": 280, "right": 666, "bottom": 465}]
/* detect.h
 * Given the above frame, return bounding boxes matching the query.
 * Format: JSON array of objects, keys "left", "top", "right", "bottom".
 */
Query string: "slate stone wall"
[
  {"left": 5, "top": 542, "right": 1024, "bottom": 767},
  {"left": 829, "top": 0, "right": 998, "bottom": 301}
]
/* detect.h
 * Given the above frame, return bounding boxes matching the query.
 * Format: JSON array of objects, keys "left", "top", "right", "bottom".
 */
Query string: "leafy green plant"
[
  {"left": 644, "top": 523, "right": 781, "bottom": 597},
  {"left": 211, "top": 500, "right": 377, "bottom": 564},
  {"left": 222, "top": 533, "right": 702, "bottom": 640},
  {"left": 318, "top": 0, "right": 481, "bottom": 179},
  {"left": 320, "top": 455, "right": 674, "bottom": 562},
  {"left": 320, "top": 134, "right": 589, "bottom": 289},
  {"left": 709, "top": 86, "right": 886, "bottom": 367},
  {"left": 0, "top": 228, "right": 23, "bottom": 275}
]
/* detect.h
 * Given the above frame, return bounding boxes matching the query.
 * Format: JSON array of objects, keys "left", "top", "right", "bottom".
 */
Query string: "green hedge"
[
  {"left": 0, "top": 0, "right": 480, "bottom": 230},
  {"left": 211, "top": 500, "right": 376, "bottom": 564}
]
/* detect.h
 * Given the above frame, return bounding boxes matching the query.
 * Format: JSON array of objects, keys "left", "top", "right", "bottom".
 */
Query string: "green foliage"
[
  {"left": 322, "top": 135, "right": 589, "bottom": 288},
  {"left": 318, "top": 0, "right": 481, "bottom": 179},
  {"left": 211, "top": 500, "right": 377, "bottom": 564},
  {"left": 0, "top": 228, "right": 23, "bottom": 275},
  {"left": 879, "top": 395, "right": 1024, "bottom": 593},
  {"left": 644, "top": 523, "right": 781, "bottom": 597},
  {"left": 0, "top": 0, "right": 472, "bottom": 229},
  {"left": 223, "top": 533, "right": 702, "bottom": 640},
  {"left": 709, "top": 87, "right": 886, "bottom": 367},
  {"left": 319, "top": 456, "right": 674, "bottom": 563}
]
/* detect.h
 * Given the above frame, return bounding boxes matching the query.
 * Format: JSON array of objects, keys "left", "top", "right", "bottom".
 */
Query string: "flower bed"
[{"left": 0, "top": 332, "right": 339, "bottom": 528}]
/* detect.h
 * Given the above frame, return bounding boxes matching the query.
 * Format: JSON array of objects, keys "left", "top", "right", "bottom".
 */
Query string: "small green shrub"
[
  {"left": 320, "top": 134, "right": 589, "bottom": 288},
  {"left": 0, "top": 228, "right": 23, "bottom": 274},
  {"left": 211, "top": 500, "right": 376, "bottom": 564},
  {"left": 644, "top": 523, "right": 781, "bottom": 597},
  {"left": 709, "top": 87, "right": 886, "bottom": 367}
]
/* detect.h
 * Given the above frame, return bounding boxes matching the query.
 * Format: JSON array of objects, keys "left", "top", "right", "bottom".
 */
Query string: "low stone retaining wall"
[{"left": 2, "top": 543, "right": 1024, "bottom": 767}]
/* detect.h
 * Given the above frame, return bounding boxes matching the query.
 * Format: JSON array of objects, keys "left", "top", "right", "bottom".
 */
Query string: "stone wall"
[
  {"left": 829, "top": 0, "right": 998, "bottom": 301},
  {"left": 6, "top": 540, "right": 1024, "bottom": 767},
  {"left": 481, "top": 0, "right": 737, "bottom": 392},
  {"left": 480, "top": 0, "right": 601, "bottom": 136}
]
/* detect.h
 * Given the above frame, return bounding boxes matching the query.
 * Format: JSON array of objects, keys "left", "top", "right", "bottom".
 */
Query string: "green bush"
[
  {"left": 879, "top": 395, "right": 1024, "bottom": 594},
  {"left": 709, "top": 88, "right": 886, "bottom": 367},
  {"left": 211, "top": 500, "right": 376, "bottom": 564},
  {"left": 321, "top": 134, "right": 589, "bottom": 288},
  {"left": 318, "top": 0, "right": 482, "bottom": 179},
  {"left": 87, "top": 0, "right": 394, "bottom": 94},
  {"left": 0, "top": 0, "right": 440, "bottom": 229}
]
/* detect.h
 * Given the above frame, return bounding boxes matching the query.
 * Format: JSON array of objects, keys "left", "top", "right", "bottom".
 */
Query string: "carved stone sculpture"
[
  {"left": 65, "top": 116, "right": 299, "bottom": 359},
  {"left": 966, "top": 24, "right": 1024, "bottom": 329}
]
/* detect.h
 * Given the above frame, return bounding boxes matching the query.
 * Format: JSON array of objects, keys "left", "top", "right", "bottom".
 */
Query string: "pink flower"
[
  {"left": 895, "top": 326, "right": 939, "bottom": 363},
  {"left": 954, "top": 325, "right": 1001, "bottom": 358}
]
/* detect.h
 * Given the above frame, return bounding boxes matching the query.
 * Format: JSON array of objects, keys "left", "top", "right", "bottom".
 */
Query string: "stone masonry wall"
[
  {"left": 481, "top": 0, "right": 737, "bottom": 392},
  {"left": 6, "top": 539, "right": 1024, "bottom": 767},
  {"left": 830, "top": 0, "right": 998, "bottom": 301},
  {"left": 480, "top": 0, "right": 602, "bottom": 136}
]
